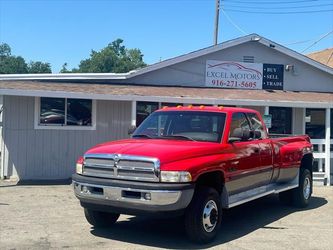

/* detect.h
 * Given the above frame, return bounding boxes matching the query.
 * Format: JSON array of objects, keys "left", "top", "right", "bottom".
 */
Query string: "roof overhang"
[{"left": 0, "top": 81, "right": 332, "bottom": 108}]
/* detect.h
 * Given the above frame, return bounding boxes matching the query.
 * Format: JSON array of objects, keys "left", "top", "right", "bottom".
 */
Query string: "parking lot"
[{"left": 0, "top": 182, "right": 332, "bottom": 250}]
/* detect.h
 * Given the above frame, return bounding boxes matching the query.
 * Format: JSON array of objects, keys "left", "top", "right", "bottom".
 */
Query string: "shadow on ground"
[
  {"left": 90, "top": 195, "right": 327, "bottom": 249},
  {"left": 0, "top": 179, "right": 71, "bottom": 188}
]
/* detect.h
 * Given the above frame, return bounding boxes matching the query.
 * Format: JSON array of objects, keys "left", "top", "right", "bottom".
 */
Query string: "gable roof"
[
  {"left": 1, "top": 34, "right": 332, "bottom": 81},
  {"left": 307, "top": 48, "right": 333, "bottom": 68}
]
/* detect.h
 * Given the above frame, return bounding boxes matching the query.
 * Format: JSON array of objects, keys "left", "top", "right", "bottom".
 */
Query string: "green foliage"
[
  {"left": 0, "top": 43, "right": 52, "bottom": 74},
  {"left": 0, "top": 43, "right": 11, "bottom": 57},
  {"left": 60, "top": 63, "right": 70, "bottom": 73},
  {"left": 27, "top": 61, "right": 52, "bottom": 73},
  {"left": 63, "top": 39, "right": 146, "bottom": 73}
]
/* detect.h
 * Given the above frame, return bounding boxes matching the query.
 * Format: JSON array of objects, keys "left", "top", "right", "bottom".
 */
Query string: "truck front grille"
[{"left": 83, "top": 154, "right": 160, "bottom": 182}]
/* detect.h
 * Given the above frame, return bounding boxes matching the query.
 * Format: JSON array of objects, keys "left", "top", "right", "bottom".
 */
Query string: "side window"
[
  {"left": 247, "top": 113, "right": 266, "bottom": 139},
  {"left": 229, "top": 112, "right": 251, "bottom": 141}
]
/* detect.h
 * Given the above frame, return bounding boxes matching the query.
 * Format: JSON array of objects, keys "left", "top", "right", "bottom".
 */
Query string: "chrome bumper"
[{"left": 73, "top": 180, "right": 194, "bottom": 209}]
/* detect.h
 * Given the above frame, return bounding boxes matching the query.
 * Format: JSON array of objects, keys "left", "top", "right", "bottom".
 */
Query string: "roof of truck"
[{"left": 156, "top": 106, "right": 259, "bottom": 114}]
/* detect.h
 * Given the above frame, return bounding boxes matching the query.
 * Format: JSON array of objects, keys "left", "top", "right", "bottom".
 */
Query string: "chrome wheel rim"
[
  {"left": 202, "top": 200, "right": 218, "bottom": 233},
  {"left": 303, "top": 176, "right": 311, "bottom": 200}
]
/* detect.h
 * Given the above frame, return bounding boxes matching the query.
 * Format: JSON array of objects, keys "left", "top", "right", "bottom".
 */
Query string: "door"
[
  {"left": 225, "top": 112, "right": 261, "bottom": 195},
  {"left": 247, "top": 112, "right": 274, "bottom": 185}
]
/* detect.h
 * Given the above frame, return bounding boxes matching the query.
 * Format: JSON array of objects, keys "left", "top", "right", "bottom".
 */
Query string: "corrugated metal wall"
[{"left": 2, "top": 96, "right": 131, "bottom": 180}]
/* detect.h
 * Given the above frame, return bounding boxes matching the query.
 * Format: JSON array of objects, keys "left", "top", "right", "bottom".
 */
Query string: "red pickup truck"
[{"left": 73, "top": 106, "right": 313, "bottom": 243}]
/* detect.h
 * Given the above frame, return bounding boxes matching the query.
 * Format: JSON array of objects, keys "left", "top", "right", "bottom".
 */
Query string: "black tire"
[
  {"left": 278, "top": 169, "right": 312, "bottom": 208},
  {"left": 292, "top": 168, "right": 312, "bottom": 208},
  {"left": 184, "top": 186, "right": 222, "bottom": 244},
  {"left": 84, "top": 208, "right": 120, "bottom": 227}
]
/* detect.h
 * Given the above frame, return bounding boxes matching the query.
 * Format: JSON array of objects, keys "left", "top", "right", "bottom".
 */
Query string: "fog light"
[
  {"left": 82, "top": 186, "right": 90, "bottom": 194},
  {"left": 144, "top": 193, "right": 151, "bottom": 200}
]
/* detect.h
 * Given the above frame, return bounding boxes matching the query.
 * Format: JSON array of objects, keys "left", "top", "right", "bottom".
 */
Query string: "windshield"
[{"left": 133, "top": 111, "right": 226, "bottom": 143}]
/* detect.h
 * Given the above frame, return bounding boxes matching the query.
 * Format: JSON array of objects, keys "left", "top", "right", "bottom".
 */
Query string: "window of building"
[
  {"left": 305, "top": 108, "right": 325, "bottom": 139},
  {"left": 36, "top": 97, "right": 95, "bottom": 130},
  {"left": 136, "top": 101, "right": 159, "bottom": 127},
  {"left": 161, "top": 102, "right": 183, "bottom": 107},
  {"left": 269, "top": 107, "right": 292, "bottom": 134}
]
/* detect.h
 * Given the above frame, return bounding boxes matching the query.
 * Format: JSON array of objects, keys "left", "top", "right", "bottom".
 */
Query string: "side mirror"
[
  {"left": 128, "top": 125, "right": 137, "bottom": 135},
  {"left": 229, "top": 128, "right": 251, "bottom": 143}
]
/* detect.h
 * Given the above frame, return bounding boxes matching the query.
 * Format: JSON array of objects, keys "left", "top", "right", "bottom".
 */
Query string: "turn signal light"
[{"left": 76, "top": 156, "right": 84, "bottom": 175}]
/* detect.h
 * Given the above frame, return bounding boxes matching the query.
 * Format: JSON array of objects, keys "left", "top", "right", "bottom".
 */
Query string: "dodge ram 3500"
[{"left": 72, "top": 106, "right": 313, "bottom": 243}]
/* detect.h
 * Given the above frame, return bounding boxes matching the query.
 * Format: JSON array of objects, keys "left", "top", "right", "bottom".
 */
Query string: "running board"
[{"left": 227, "top": 182, "right": 298, "bottom": 208}]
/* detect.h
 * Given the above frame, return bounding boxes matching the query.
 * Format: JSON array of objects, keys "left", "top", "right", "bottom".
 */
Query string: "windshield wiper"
[
  {"left": 132, "top": 134, "right": 153, "bottom": 139},
  {"left": 161, "top": 135, "right": 196, "bottom": 141}
]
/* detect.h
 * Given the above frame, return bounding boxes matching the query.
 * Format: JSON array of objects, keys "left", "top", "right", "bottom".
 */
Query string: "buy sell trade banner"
[{"left": 205, "top": 60, "right": 284, "bottom": 90}]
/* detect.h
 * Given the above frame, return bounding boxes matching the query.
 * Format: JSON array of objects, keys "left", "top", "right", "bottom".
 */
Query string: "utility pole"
[{"left": 214, "top": 0, "right": 220, "bottom": 45}]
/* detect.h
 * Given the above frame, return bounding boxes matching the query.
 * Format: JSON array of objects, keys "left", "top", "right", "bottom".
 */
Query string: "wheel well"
[
  {"left": 301, "top": 153, "right": 313, "bottom": 177},
  {"left": 196, "top": 171, "right": 224, "bottom": 194}
]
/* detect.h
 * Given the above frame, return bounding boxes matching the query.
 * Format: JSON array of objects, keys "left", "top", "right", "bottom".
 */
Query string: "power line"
[
  {"left": 301, "top": 30, "right": 333, "bottom": 52},
  {"left": 223, "top": 8, "right": 333, "bottom": 14},
  {"left": 222, "top": 3, "right": 333, "bottom": 10},
  {"left": 282, "top": 30, "right": 333, "bottom": 45},
  {"left": 220, "top": 9, "right": 248, "bottom": 35},
  {"left": 326, "top": 51, "right": 333, "bottom": 65},
  {"left": 224, "top": 0, "right": 325, "bottom": 4},
  {"left": 284, "top": 39, "right": 313, "bottom": 45}
]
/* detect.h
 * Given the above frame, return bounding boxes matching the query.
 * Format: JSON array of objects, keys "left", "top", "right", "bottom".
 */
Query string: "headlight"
[
  {"left": 160, "top": 171, "right": 192, "bottom": 182},
  {"left": 76, "top": 163, "right": 83, "bottom": 174}
]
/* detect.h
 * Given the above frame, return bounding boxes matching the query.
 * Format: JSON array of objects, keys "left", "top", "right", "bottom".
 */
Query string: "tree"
[
  {"left": 0, "top": 43, "right": 52, "bottom": 74},
  {"left": 62, "top": 39, "right": 146, "bottom": 73},
  {"left": 0, "top": 43, "right": 11, "bottom": 57},
  {"left": 27, "top": 61, "right": 51, "bottom": 73}
]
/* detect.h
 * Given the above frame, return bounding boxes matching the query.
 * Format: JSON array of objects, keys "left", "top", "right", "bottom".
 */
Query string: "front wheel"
[
  {"left": 184, "top": 187, "right": 222, "bottom": 244},
  {"left": 84, "top": 208, "right": 120, "bottom": 227}
]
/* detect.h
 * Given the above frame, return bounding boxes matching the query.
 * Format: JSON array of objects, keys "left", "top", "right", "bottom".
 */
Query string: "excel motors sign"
[{"left": 205, "top": 60, "right": 284, "bottom": 90}]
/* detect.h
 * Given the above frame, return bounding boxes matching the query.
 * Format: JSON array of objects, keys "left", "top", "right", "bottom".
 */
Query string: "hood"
[{"left": 85, "top": 139, "right": 225, "bottom": 164}]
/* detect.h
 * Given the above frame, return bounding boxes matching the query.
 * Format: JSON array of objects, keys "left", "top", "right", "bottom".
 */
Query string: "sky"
[{"left": 0, "top": 0, "right": 332, "bottom": 73}]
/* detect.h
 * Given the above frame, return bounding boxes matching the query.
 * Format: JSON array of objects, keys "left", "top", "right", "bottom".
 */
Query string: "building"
[
  {"left": 307, "top": 48, "right": 333, "bottom": 68},
  {"left": 0, "top": 34, "right": 332, "bottom": 185}
]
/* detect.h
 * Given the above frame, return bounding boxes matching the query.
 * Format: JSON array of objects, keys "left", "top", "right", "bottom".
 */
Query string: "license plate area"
[{"left": 122, "top": 190, "right": 141, "bottom": 199}]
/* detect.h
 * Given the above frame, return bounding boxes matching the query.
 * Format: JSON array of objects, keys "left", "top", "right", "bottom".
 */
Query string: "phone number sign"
[{"left": 205, "top": 60, "right": 284, "bottom": 90}]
